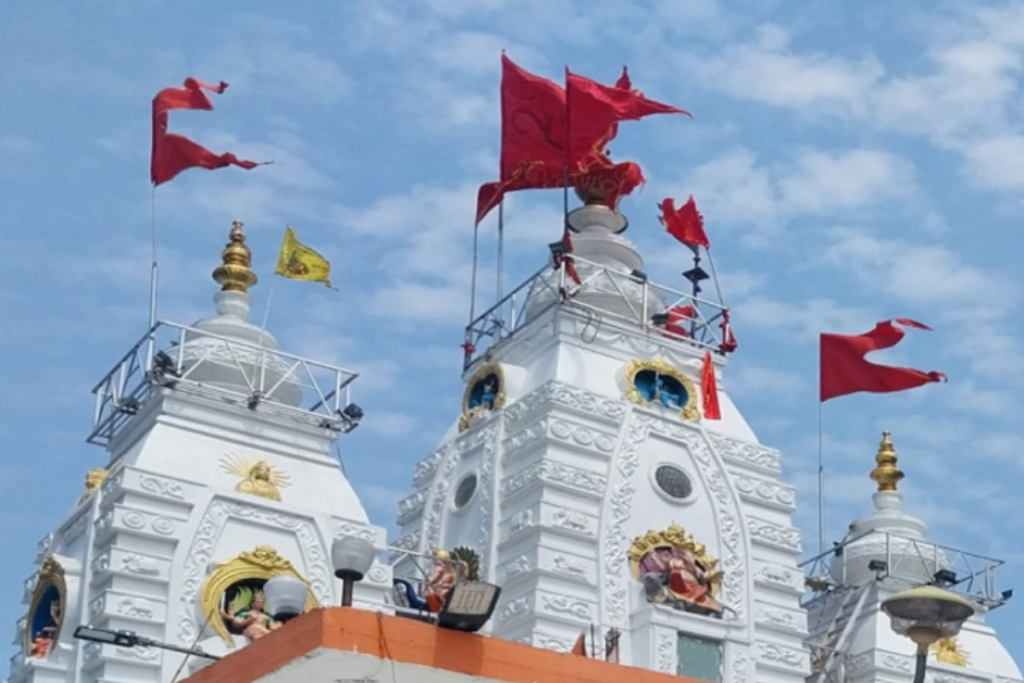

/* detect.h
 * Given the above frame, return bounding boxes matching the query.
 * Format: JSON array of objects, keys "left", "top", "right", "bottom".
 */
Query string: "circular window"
[
  {"left": 453, "top": 473, "right": 478, "bottom": 510},
  {"left": 653, "top": 464, "right": 694, "bottom": 502}
]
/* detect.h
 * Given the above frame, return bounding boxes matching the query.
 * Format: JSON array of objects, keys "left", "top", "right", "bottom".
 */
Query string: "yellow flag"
[{"left": 275, "top": 226, "right": 333, "bottom": 288}]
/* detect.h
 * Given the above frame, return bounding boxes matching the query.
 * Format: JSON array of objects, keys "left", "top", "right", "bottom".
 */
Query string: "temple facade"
[
  {"left": 394, "top": 201, "right": 809, "bottom": 683},
  {"left": 8, "top": 224, "right": 389, "bottom": 683}
]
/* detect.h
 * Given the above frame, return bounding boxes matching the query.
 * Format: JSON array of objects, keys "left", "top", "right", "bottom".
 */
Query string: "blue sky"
[{"left": 2, "top": 0, "right": 1023, "bottom": 662}]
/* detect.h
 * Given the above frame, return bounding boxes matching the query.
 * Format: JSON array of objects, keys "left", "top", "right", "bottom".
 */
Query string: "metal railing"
[
  {"left": 87, "top": 321, "right": 359, "bottom": 446},
  {"left": 799, "top": 528, "right": 1007, "bottom": 609},
  {"left": 463, "top": 255, "right": 730, "bottom": 369}
]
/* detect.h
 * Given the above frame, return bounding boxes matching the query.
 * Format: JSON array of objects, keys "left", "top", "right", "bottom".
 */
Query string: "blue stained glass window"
[{"left": 677, "top": 633, "right": 723, "bottom": 682}]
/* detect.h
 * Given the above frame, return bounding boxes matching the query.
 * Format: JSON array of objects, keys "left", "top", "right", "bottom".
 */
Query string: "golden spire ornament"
[
  {"left": 870, "top": 430, "right": 904, "bottom": 492},
  {"left": 212, "top": 220, "right": 258, "bottom": 293}
]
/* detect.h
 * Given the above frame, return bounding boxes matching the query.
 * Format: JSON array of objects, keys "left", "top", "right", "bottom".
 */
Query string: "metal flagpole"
[
  {"left": 146, "top": 186, "right": 160, "bottom": 368},
  {"left": 468, "top": 224, "right": 480, "bottom": 325},
  {"left": 497, "top": 200, "right": 505, "bottom": 307},
  {"left": 818, "top": 394, "right": 826, "bottom": 557}
]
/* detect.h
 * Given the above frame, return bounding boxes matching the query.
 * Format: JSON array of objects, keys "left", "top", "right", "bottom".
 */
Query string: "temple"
[{"left": 4, "top": 61, "right": 1021, "bottom": 683}]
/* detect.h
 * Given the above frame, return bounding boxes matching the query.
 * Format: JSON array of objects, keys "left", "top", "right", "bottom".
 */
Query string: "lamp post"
[
  {"left": 263, "top": 574, "right": 310, "bottom": 622},
  {"left": 331, "top": 537, "right": 377, "bottom": 607},
  {"left": 881, "top": 586, "right": 976, "bottom": 683}
]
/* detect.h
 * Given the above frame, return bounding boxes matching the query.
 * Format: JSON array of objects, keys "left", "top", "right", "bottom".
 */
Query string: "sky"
[{"left": 2, "top": 0, "right": 1023, "bottom": 665}]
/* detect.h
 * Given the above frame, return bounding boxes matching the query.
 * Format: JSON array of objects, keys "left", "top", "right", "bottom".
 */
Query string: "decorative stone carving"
[
  {"left": 397, "top": 491, "right": 426, "bottom": 522},
  {"left": 151, "top": 517, "right": 175, "bottom": 535},
  {"left": 536, "top": 636, "right": 571, "bottom": 653},
  {"left": 648, "top": 419, "right": 748, "bottom": 620},
  {"left": 754, "top": 562, "right": 803, "bottom": 594},
  {"left": 731, "top": 649, "right": 750, "bottom": 683},
  {"left": 138, "top": 474, "right": 186, "bottom": 499},
  {"left": 62, "top": 513, "right": 91, "bottom": 544},
  {"left": 548, "top": 419, "right": 617, "bottom": 453},
  {"left": 551, "top": 554, "right": 587, "bottom": 579},
  {"left": 413, "top": 450, "right": 443, "bottom": 487},
  {"left": 423, "top": 442, "right": 460, "bottom": 552},
  {"left": 477, "top": 424, "right": 497, "bottom": 577},
  {"left": 755, "top": 605, "right": 806, "bottom": 634},
  {"left": 540, "top": 594, "right": 591, "bottom": 620},
  {"left": 734, "top": 476, "right": 796, "bottom": 510},
  {"left": 551, "top": 507, "right": 592, "bottom": 535},
  {"left": 35, "top": 534, "right": 54, "bottom": 564},
  {"left": 758, "top": 642, "right": 807, "bottom": 668},
  {"left": 116, "top": 596, "right": 155, "bottom": 620},
  {"left": 509, "top": 509, "right": 534, "bottom": 536},
  {"left": 748, "top": 518, "right": 801, "bottom": 553},
  {"left": 178, "top": 500, "right": 331, "bottom": 643},
  {"left": 600, "top": 409, "right": 647, "bottom": 627},
  {"left": 707, "top": 434, "right": 781, "bottom": 473},
  {"left": 392, "top": 531, "right": 421, "bottom": 551},
  {"left": 334, "top": 522, "right": 378, "bottom": 543},
  {"left": 656, "top": 629, "right": 675, "bottom": 673},
  {"left": 122, "top": 511, "right": 146, "bottom": 529},
  {"left": 496, "top": 596, "right": 530, "bottom": 623},
  {"left": 121, "top": 554, "right": 160, "bottom": 576},
  {"left": 550, "top": 382, "right": 628, "bottom": 422},
  {"left": 502, "top": 418, "right": 548, "bottom": 463},
  {"left": 880, "top": 651, "right": 913, "bottom": 672},
  {"left": 497, "top": 555, "right": 533, "bottom": 582},
  {"left": 501, "top": 461, "right": 606, "bottom": 501}
]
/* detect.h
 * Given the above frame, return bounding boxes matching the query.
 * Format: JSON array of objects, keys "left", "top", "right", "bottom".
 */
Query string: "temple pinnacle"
[
  {"left": 869, "top": 430, "right": 904, "bottom": 493},
  {"left": 212, "top": 219, "right": 258, "bottom": 293}
]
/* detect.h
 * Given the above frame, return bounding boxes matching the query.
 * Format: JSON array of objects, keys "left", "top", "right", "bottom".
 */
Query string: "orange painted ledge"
[{"left": 184, "top": 607, "right": 706, "bottom": 683}]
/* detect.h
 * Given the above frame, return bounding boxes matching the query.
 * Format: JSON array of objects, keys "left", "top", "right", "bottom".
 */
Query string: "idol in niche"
[
  {"left": 459, "top": 363, "right": 505, "bottom": 431},
  {"left": 628, "top": 524, "right": 724, "bottom": 617}
]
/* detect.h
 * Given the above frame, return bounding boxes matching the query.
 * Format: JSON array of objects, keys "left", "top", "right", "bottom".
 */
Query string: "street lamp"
[
  {"left": 263, "top": 574, "right": 309, "bottom": 622},
  {"left": 332, "top": 537, "right": 377, "bottom": 607},
  {"left": 881, "top": 586, "right": 976, "bottom": 683}
]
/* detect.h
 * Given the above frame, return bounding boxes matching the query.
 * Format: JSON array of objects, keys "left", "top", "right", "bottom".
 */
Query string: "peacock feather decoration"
[{"left": 450, "top": 546, "right": 480, "bottom": 581}]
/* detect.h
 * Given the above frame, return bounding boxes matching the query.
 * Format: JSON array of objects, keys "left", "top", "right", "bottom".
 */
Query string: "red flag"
[
  {"left": 660, "top": 196, "right": 710, "bottom": 249},
  {"left": 718, "top": 308, "right": 738, "bottom": 353},
  {"left": 702, "top": 351, "right": 722, "bottom": 420},
  {"left": 151, "top": 77, "right": 259, "bottom": 186},
  {"left": 552, "top": 229, "right": 582, "bottom": 286},
  {"left": 820, "top": 319, "right": 946, "bottom": 402},
  {"left": 572, "top": 633, "right": 588, "bottom": 657},
  {"left": 476, "top": 58, "right": 653, "bottom": 224},
  {"left": 656, "top": 304, "right": 694, "bottom": 336},
  {"left": 566, "top": 69, "right": 689, "bottom": 173}
]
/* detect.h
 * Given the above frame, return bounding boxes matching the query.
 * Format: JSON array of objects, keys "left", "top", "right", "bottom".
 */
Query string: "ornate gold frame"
[
  {"left": 199, "top": 545, "right": 317, "bottom": 647},
  {"left": 459, "top": 362, "right": 506, "bottom": 432},
  {"left": 627, "top": 524, "right": 722, "bottom": 597},
  {"left": 25, "top": 556, "right": 66, "bottom": 655},
  {"left": 624, "top": 359, "right": 700, "bottom": 422}
]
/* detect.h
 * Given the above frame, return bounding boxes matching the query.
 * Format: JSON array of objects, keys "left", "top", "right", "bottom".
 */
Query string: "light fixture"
[
  {"left": 436, "top": 581, "right": 502, "bottom": 633},
  {"left": 933, "top": 569, "right": 958, "bottom": 587},
  {"left": 650, "top": 313, "right": 670, "bottom": 326},
  {"left": 868, "top": 559, "right": 888, "bottom": 575},
  {"left": 630, "top": 269, "right": 648, "bottom": 282},
  {"left": 334, "top": 403, "right": 364, "bottom": 433},
  {"left": 263, "top": 574, "right": 309, "bottom": 622},
  {"left": 332, "top": 537, "right": 377, "bottom": 607},
  {"left": 1002, "top": 589, "right": 1014, "bottom": 600},
  {"left": 73, "top": 625, "right": 220, "bottom": 661},
  {"left": 548, "top": 240, "right": 566, "bottom": 262},
  {"left": 881, "top": 586, "right": 975, "bottom": 683}
]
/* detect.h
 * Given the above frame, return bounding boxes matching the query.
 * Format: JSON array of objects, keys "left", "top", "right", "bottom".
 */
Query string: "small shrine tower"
[
  {"left": 804, "top": 432, "right": 1021, "bottom": 683},
  {"left": 395, "top": 199, "right": 809, "bottom": 683},
  {"left": 7, "top": 222, "right": 390, "bottom": 683}
]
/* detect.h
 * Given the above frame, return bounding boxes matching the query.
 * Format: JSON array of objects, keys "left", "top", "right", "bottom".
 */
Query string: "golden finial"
[
  {"left": 870, "top": 430, "right": 904, "bottom": 492},
  {"left": 212, "top": 220, "right": 258, "bottom": 293}
]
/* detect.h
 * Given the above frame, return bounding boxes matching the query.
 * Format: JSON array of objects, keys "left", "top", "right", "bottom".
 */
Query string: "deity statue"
[
  {"left": 221, "top": 454, "right": 291, "bottom": 502},
  {"left": 29, "top": 602, "right": 61, "bottom": 658},
  {"left": 629, "top": 525, "right": 724, "bottom": 617},
  {"left": 222, "top": 588, "right": 280, "bottom": 640},
  {"left": 79, "top": 468, "right": 110, "bottom": 503},
  {"left": 934, "top": 637, "right": 969, "bottom": 666},
  {"left": 479, "top": 379, "right": 497, "bottom": 410},
  {"left": 425, "top": 550, "right": 457, "bottom": 612}
]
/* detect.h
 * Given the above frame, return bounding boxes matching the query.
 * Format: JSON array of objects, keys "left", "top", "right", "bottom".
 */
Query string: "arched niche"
[
  {"left": 25, "top": 556, "right": 66, "bottom": 658},
  {"left": 199, "top": 545, "right": 317, "bottom": 647}
]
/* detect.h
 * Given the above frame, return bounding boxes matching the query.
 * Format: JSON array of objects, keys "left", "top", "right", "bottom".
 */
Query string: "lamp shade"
[
  {"left": 263, "top": 575, "right": 308, "bottom": 621},
  {"left": 332, "top": 537, "right": 376, "bottom": 581},
  {"left": 881, "top": 586, "right": 976, "bottom": 644}
]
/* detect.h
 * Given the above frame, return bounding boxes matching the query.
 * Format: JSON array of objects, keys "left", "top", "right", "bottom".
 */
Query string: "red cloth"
[
  {"left": 475, "top": 58, "right": 651, "bottom": 223},
  {"left": 566, "top": 68, "right": 689, "bottom": 174},
  {"left": 719, "top": 308, "right": 737, "bottom": 353},
  {"left": 664, "top": 304, "right": 694, "bottom": 336},
  {"left": 702, "top": 351, "right": 722, "bottom": 420},
  {"left": 661, "top": 196, "right": 710, "bottom": 249},
  {"left": 819, "top": 319, "right": 946, "bottom": 402},
  {"left": 572, "top": 633, "right": 588, "bottom": 657},
  {"left": 552, "top": 229, "right": 582, "bottom": 286},
  {"left": 151, "top": 77, "right": 259, "bottom": 186}
]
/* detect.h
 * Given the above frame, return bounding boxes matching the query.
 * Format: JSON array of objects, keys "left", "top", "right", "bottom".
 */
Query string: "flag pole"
[
  {"left": 497, "top": 199, "right": 505, "bottom": 307},
  {"left": 468, "top": 223, "right": 480, "bottom": 325},
  {"left": 259, "top": 274, "right": 279, "bottom": 337},
  {"left": 817, "top": 392, "right": 825, "bottom": 558},
  {"left": 146, "top": 185, "right": 160, "bottom": 368}
]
